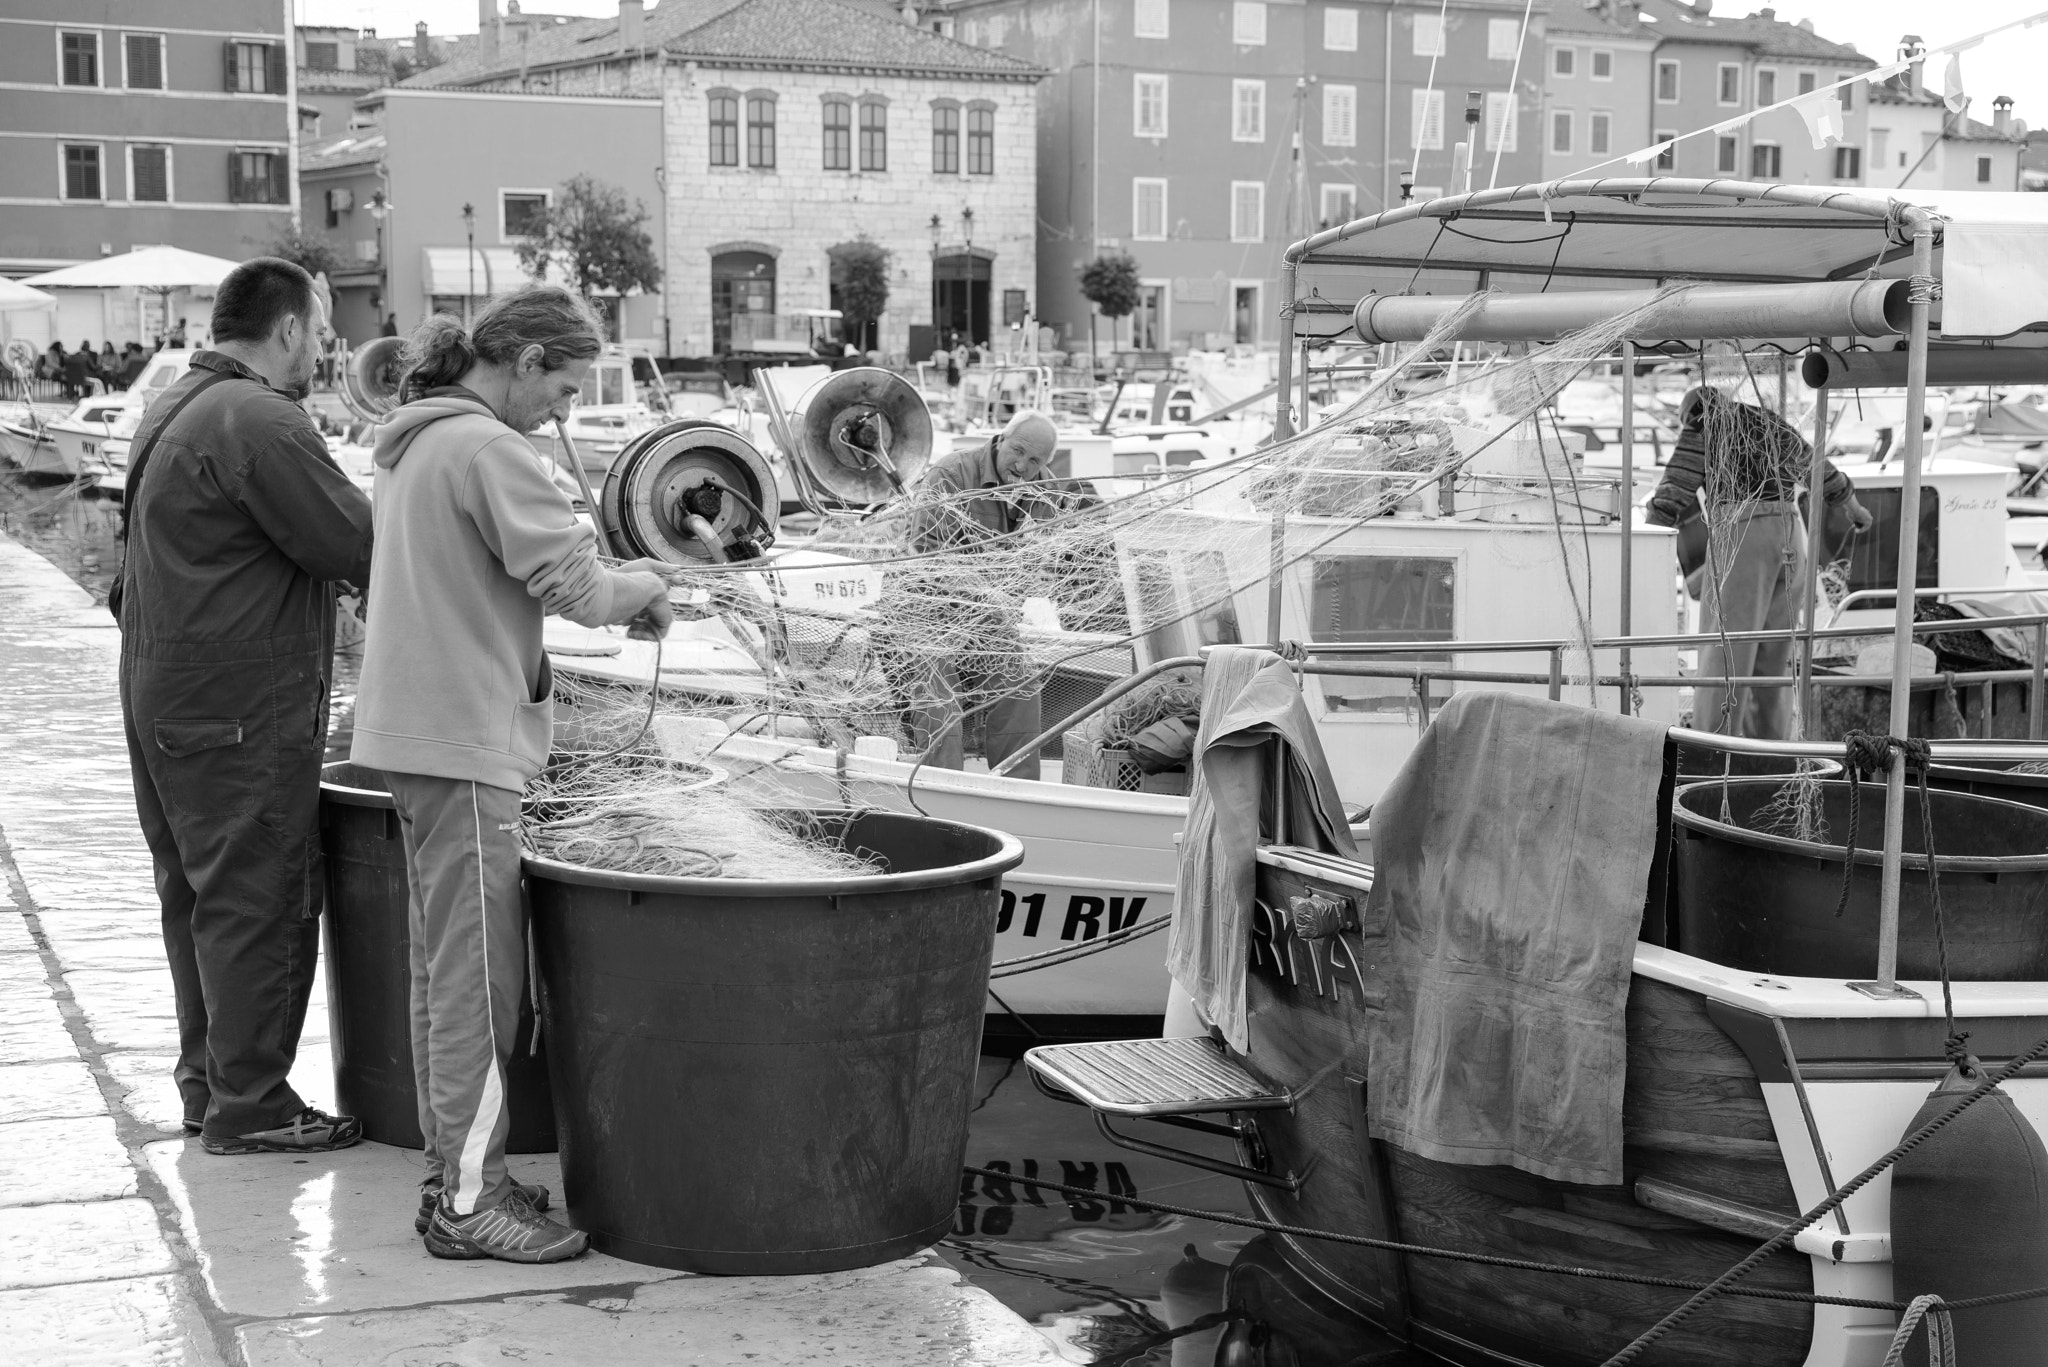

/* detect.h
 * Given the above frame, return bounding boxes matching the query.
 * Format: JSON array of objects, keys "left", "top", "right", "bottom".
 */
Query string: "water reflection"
[
  {"left": 291, "top": 1170, "right": 336, "bottom": 1305},
  {"left": 940, "top": 1055, "right": 1252, "bottom": 1365}
]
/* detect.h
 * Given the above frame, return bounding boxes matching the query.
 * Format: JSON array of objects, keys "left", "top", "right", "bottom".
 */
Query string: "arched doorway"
[
  {"left": 931, "top": 250, "right": 992, "bottom": 348},
  {"left": 711, "top": 248, "right": 776, "bottom": 354}
]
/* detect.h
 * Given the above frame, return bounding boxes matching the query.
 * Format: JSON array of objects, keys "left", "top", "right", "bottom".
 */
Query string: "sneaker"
[
  {"left": 415, "top": 1177, "right": 551, "bottom": 1234},
  {"left": 201, "top": 1107, "right": 362, "bottom": 1156},
  {"left": 423, "top": 1190, "right": 588, "bottom": 1263}
]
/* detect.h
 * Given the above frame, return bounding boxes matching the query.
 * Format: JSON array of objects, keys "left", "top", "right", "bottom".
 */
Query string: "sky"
[{"left": 295, "top": 0, "right": 2048, "bottom": 124}]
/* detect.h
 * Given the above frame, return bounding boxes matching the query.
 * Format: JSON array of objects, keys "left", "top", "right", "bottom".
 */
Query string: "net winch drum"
[
  {"left": 788, "top": 367, "right": 933, "bottom": 506},
  {"left": 337, "top": 335, "right": 405, "bottom": 424},
  {"left": 598, "top": 418, "right": 779, "bottom": 565}
]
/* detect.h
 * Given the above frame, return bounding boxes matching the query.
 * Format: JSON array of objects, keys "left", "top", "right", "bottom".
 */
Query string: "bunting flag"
[
  {"left": 1790, "top": 91, "right": 1846, "bottom": 149},
  {"left": 1625, "top": 140, "right": 1672, "bottom": 168},
  {"left": 1944, "top": 53, "right": 1969, "bottom": 113}
]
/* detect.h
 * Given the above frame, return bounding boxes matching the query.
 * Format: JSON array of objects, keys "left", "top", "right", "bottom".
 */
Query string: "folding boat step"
[{"left": 1025, "top": 1037, "right": 1293, "bottom": 1117}]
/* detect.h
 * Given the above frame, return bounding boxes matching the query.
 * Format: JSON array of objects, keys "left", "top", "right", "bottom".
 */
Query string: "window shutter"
[
  {"left": 268, "top": 43, "right": 287, "bottom": 95},
  {"left": 269, "top": 153, "right": 289, "bottom": 204},
  {"left": 224, "top": 40, "right": 239, "bottom": 92},
  {"left": 228, "top": 151, "right": 244, "bottom": 202}
]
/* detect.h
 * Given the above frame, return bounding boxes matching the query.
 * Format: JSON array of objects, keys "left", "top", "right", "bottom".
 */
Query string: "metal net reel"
[
  {"left": 788, "top": 367, "right": 934, "bottom": 507},
  {"left": 338, "top": 336, "right": 405, "bottom": 423},
  {"left": 599, "top": 419, "right": 780, "bottom": 565}
]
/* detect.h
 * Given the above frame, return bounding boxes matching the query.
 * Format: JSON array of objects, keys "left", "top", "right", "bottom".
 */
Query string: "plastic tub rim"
[
  {"left": 521, "top": 809, "right": 1026, "bottom": 898},
  {"left": 320, "top": 762, "right": 395, "bottom": 810},
  {"left": 1928, "top": 762, "right": 2048, "bottom": 791},
  {"left": 1672, "top": 776, "right": 2048, "bottom": 873}
]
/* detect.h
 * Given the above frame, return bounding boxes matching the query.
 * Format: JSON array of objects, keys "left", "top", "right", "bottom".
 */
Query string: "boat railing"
[{"left": 988, "top": 612, "right": 2048, "bottom": 775}]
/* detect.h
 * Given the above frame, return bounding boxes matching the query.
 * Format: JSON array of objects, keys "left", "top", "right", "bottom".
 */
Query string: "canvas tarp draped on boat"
[
  {"left": 1359, "top": 691, "right": 1665, "bottom": 1187},
  {"left": 1289, "top": 183, "right": 2048, "bottom": 342},
  {"left": 1165, "top": 648, "right": 1356, "bottom": 1051}
]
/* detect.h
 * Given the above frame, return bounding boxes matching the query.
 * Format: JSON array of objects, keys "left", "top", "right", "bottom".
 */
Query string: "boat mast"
[{"left": 1874, "top": 218, "right": 1938, "bottom": 989}]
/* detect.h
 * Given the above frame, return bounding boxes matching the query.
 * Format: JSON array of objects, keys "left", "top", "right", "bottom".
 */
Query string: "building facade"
[
  {"left": 0, "top": 0, "right": 297, "bottom": 339},
  {"left": 931, "top": 0, "right": 1548, "bottom": 355},
  {"left": 407, "top": 0, "right": 1041, "bottom": 360},
  {"left": 1631, "top": 1, "right": 1872, "bottom": 187},
  {"left": 1866, "top": 51, "right": 2026, "bottom": 194},
  {"left": 304, "top": 86, "right": 664, "bottom": 349},
  {"left": 1538, "top": 0, "right": 1655, "bottom": 182}
]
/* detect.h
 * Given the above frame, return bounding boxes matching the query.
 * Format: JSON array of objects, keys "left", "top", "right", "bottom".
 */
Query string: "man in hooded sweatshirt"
[{"left": 351, "top": 286, "right": 674, "bottom": 1263}]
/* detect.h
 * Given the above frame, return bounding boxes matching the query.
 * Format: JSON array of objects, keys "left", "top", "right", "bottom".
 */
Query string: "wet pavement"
[{"left": 0, "top": 526, "right": 1069, "bottom": 1365}]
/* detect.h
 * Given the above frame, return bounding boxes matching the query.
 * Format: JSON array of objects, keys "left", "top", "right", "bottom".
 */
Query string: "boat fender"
[
  {"left": 1890, "top": 1061, "right": 2048, "bottom": 1362},
  {"left": 1212, "top": 1318, "right": 1298, "bottom": 1367}
]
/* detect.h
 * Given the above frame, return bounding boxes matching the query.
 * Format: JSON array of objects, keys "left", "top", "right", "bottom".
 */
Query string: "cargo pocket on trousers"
[{"left": 153, "top": 718, "right": 257, "bottom": 818}]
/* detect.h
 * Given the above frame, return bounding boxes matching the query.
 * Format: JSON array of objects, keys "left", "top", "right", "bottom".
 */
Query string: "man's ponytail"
[{"left": 398, "top": 314, "right": 477, "bottom": 401}]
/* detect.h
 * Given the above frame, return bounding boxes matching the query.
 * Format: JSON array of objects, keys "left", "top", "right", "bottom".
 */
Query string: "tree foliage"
[
  {"left": 266, "top": 229, "right": 343, "bottom": 281},
  {"left": 1079, "top": 252, "right": 1142, "bottom": 320},
  {"left": 832, "top": 238, "right": 892, "bottom": 334},
  {"left": 514, "top": 174, "right": 663, "bottom": 303}
]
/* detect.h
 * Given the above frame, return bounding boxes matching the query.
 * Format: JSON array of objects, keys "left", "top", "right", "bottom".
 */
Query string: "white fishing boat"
[
  {"left": 1019, "top": 171, "right": 2048, "bottom": 1367},
  {"left": 0, "top": 403, "right": 69, "bottom": 478}
]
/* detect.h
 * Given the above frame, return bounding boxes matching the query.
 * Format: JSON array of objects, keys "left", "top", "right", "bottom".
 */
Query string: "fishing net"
[{"left": 532, "top": 285, "right": 1694, "bottom": 877}]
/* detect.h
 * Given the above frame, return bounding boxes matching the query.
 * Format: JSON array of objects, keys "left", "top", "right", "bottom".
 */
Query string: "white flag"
[
  {"left": 1944, "top": 53, "right": 1968, "bottom": 113},
  {"left": 1626, "top": 140, "right": 1673, "bottom": 168},
  {"left": 1790, "top": 91, "right": 1846, "bottom": 148}
]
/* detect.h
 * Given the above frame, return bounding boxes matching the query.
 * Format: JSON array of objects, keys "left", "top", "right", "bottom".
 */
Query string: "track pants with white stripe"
[{"left": 387, "top": 772, "right": 525, "bottom": 1215}]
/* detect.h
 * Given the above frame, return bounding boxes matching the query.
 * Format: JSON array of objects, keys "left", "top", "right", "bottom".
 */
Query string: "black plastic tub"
[
  {"left": 318, "top": 762, "right": 556, "bottom": 1151},
  {"left": 1928, "top": 757, "right": 2048, "bottom": 812},
  {"left": 526, "top": 809, "right": 1024, "bottom": 1275},
  {"left": 1674, "top": 743, "right": 1841, "bottom": 781},
  {"left": 1671, "top": 777, "right": 2048, "bottom": 980}
]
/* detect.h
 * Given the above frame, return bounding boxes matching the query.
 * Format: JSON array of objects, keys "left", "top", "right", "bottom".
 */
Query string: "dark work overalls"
[{"left": 115, "top": 352, "right": 374, "bottom": 1139}]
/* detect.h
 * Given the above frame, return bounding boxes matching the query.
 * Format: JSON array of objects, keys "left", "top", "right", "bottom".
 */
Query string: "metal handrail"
[
  {"left": 1827, "top": 586, "right": 2033, "bottom": 628},
  {"left": 1261, "top": 611, "right": 2048, "bottom": 658}
]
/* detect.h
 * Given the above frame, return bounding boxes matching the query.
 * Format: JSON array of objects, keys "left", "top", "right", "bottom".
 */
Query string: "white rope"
[{"left": 1407, "top": 0, "right": 1454, "bottom": 185}]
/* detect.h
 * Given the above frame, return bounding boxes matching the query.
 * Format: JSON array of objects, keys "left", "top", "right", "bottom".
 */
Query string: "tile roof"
[
  {"left": 1633, "top": 0, "right": 1871, "bottom": 65},
  {"left": 403, "top": 0, "right": 1038, "bottom": 89},
  {"left": 665, "top": 0, "right": 1042, "bottom": 77},
  {"left": 1868, "top": 79, "right": 2026, "bottom": 143},
  {"left": 1545, "top": 0, "right": 1651, "bottom": 41}
]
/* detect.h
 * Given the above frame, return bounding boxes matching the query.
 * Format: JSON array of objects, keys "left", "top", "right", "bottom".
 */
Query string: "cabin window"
[
  {"left": 1311, "top": 555, "right": 1456, "bottom": 717},
  {"left": 1840, "top": 485, "right": 1939, "bottom": 604},
  {"left": 577, "top": 364, "right": 629, "bottom": 408},
  {"left": 1126, "top": 548, "right": 1241, "bottom": 665}
]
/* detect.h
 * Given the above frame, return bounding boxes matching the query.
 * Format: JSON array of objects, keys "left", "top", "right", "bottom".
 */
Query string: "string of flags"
[{"left": 1564, "top": 9, "right": 2048, "bottom": 181}]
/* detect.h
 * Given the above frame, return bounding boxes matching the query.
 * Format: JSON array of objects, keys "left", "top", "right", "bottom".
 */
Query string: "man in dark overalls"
[{"left": 116, "top": 257, "right": 375, "bottom": 1153}]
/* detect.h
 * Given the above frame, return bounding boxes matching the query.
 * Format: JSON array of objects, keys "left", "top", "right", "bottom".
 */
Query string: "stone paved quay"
[{"left": 0, "top": 533, "right": 1063, "bottom": 1366}]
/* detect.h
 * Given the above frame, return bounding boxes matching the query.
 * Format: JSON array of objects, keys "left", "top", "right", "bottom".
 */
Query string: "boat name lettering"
[
  {"left": 812, "top": 577, "right": 872, "bottom": 600},
  {"left": 1944, "top": 494, "right": 2002, "bottom": 514},
  {"left": 996, "top": 889, "right": 1146, "bottom": 942},
  {"left": 1250, "top": 898, "right": 1370, "bottom": 1001}
]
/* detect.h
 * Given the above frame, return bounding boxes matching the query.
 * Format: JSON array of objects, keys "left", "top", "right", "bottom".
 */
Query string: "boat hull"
[
  {"left": 1230, "top": 850, "right": 2048, "bottom": 1367},
  {"left": 0, "top": 421, "right": 69, "bottom": 478}
]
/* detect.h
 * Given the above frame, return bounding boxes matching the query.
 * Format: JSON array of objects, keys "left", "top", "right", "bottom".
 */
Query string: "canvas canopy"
[
  {"left": 1286, "top": 179, "right": 2048, "bottom": 343},
  {"left": 0, "top": 279, "right": 57, "bottom": 313}
]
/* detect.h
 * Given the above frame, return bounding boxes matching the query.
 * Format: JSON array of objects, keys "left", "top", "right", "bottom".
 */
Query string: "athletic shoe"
[
  {"left": 415, "top": 1177, "right": 551, "bottom": 1234},
  {"left": 423, "top": 1190, "right": 588, "bottom": 1263},
  {"left": 201, "top": 1107, "right": 362, "bottom": 1156}
]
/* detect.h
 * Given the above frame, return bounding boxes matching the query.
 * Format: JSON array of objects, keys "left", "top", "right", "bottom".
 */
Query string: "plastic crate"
[{"left": 1060, "top": 733, "right": 1189, "bottom": 795}]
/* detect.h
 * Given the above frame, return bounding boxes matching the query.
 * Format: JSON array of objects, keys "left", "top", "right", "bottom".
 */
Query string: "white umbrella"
[
  {"left": 24, "top": 245, "right": 238, "bottom": 290},
  {"left": 0, "top": 278, "right": 57, "bottom": 313}
]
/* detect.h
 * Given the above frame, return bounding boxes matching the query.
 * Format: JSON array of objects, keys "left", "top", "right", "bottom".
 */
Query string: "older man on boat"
[
  {"left": 904, "top": 410, "right": 1072, "bottom": 781},
  {"left": 115, "top": 257, "right": 373, "bottom": 1155},
  {"left": 1647, "top": 385, "right": 1872, "bottom": 739}
]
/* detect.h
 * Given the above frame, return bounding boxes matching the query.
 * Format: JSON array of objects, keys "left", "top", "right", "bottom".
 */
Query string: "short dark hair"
[{"left": 210, "top": 257, "right": 317, "bottom": 345}]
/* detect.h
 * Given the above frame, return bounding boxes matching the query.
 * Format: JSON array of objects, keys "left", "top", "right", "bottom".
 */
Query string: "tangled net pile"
[{"left": 534, "top": 286, "right": 1710, "bottom": 877}]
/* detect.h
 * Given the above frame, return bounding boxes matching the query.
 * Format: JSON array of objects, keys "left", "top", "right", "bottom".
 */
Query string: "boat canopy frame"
[{"left": 1270, "top": 175, "right": 2048, "bottom": 994}]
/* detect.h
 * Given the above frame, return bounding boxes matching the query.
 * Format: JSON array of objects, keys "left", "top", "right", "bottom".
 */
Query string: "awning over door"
[{"left": 420, "top": 246, "right": 528, "bottom": 297}]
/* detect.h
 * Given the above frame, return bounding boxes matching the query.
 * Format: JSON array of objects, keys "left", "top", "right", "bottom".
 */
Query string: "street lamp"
[
  {"left": 960, "top": 205, "right": 975, "bottom": 350},
  {"left": 928, "top": 213, "right": 941, "bottom": 346},
  {"left": 653, "top": 165, "right": 670, "bottom": 357},
  {"left": 461, "top": 201, "right": 476, "bottom": 327},
  {"left": 368, "top": 184, "right": 393, "bottom": 332}
]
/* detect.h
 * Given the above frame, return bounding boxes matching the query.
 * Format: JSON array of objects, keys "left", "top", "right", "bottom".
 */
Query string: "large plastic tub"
[
  {"left": 1928, "top": 757, "right": 2048, "bottom": 812},
  {"left": 1671, "top": 777, "right": 2048, "bottom": 980},
  {"left": 318, "top": 762, "right": 556, "bottom": 1151},
  {"left": 525, "top": 809, "right": 1024, "bottom": 1274}
]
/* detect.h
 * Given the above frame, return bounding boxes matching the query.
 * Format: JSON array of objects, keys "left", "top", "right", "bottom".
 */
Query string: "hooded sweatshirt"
[{"left": 351, "top": 392, "right": 645, "bottom": 789}]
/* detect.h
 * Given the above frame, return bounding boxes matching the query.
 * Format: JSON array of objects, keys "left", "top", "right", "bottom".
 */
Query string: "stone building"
[
  {"left": 1866, "top": 39, "right": 2027, "bottom": 194},
  {"left": 1539, "top": 0, "right": 1656, "bottom": 183},
  {"left": 398, "top": 0, "right": 1041, "bottom": 359}
]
